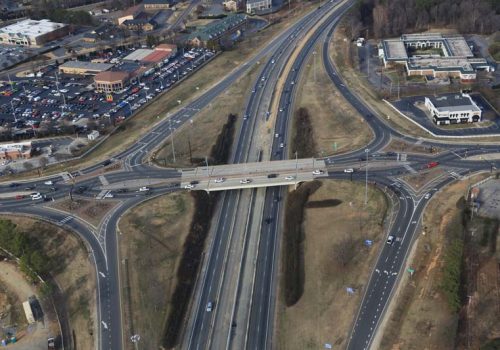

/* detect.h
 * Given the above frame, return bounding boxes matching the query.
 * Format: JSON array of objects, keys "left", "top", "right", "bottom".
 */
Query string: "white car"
[
  {"left": 312, "top": 169, "right": 324, "bottom": 175},
  {"left": 184, "top": 184, "right": 195, "bottom": 189},
  {"left": 30, "top": 193, "right": 42, "bottom": 200},
  {"left": 279, "top": 143, "right": 284, "bottom": 148},
  {"left": 240, "top": 178, "right": 251, "bottom": 184},
  {"left": 214, "top": 178, "right": 225, "bottom": 183},
  {"left": 44, "top": 180, "right": 53, "bottom": 185},
  {"left": 386, "top": 235, "right": 395, "bottom": 245},
  {"left": 284, "top": 175, "right": 295, "bottom": 180},
  {"left": 344, "top": 168, "right": 354, "bottom": 173},
  {"left": 206, "top": 301, "right": 213, "bottom": 312},
  {"left": 424, "top": 193, "right": 431, "bottom": 199},
  {"left": 138, "top": 187, "right": 150, "bottom": 192}
]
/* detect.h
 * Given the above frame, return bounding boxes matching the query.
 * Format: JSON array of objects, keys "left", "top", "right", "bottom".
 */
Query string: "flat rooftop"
[
  {"left": 427, "top": 93, "right": 480, "bottom": 112},
  {"left": 382, "top": 39, "right": 408, "bottom": 60},
  {"left": 59, "top": 60, "right": 114, "bottom": 71},
  {"left": 123, "top": 48, "right": 154, "bottom": 61},
  {"left": 0, "top": 19, "right": 67, "bottom": 37}
]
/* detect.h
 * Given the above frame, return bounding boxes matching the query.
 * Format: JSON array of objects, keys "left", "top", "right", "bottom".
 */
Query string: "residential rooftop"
[{"left": 188, "top": 13, "right": 247, "bottom": 41}]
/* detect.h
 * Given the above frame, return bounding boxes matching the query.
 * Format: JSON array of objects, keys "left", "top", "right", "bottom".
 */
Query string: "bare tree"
[
  {"left": 22, "top": 162, "right": 34, "bottom": 172},
  {"left": 333, "top": 235, "right": 356, "bottom": 268}
]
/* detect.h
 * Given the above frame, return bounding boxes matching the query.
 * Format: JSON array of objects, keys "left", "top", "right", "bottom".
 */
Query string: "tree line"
[
  {"left": 347, "top": 0, "right": 500, "bottom": 39},
  {"left": 0, "top": 219, "right": 52, "bottom": 282}
]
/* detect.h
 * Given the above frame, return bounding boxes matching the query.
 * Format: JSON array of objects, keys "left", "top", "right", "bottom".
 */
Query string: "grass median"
[{"left": 277, "top": 180, "right": 389, "bottom": 349}]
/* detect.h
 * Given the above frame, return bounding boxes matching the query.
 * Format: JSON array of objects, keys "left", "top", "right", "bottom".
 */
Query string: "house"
[
  {"left": 246, "top": 0, "right": 271, "bottom": 14},
  {"left": 117, "top": 5, "right": 143, "bottom": 25},
  {"left": 122, "top": 18, "right": 157, "bottom": 31},
  {"left": 424, "top": 93, "right": 482, "bottom": 125},
  {"left": 223, "top": 0, "right": 238, "bottom": 12}
]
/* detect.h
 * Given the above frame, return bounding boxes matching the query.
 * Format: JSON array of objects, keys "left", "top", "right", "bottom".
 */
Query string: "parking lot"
[
  {"left": 0, "top": 45, "right": 35, "bottom": 71},
  {"left": 0, "top": 47, "right": 215, "bottom": 140},
  {"left": 391, "top": 93, "right": 500, "bottom": 136}
]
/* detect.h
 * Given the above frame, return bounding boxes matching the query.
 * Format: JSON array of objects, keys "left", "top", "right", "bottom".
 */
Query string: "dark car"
[
  {"left": 75, "top": 186, "right": 87, "bottom": 194},
  {"left": 267, "top": 174, "right": 278, "bottom": 178},
  {"left": 102, "top": 160, "right": 112, "bottom": 166},
  {"left": 190, "top": 180, "right": 199, "bottom": 185},
  {"left": 9, "top": 182, "right": 19, "bottom": 188}
]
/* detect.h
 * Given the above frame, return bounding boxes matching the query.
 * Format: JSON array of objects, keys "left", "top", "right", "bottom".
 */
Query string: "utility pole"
[
  {"left": 168, "top": 117, "right": 176, "bottom": 163},
  {"left": 312, "top": 51, "right": 317, "bottom": 83},
  {"left": 205, "top": 156, "right": 210, "bottom": 192},
  {"left": 365, "top": 148, "right": 369, "bottom": 206}
]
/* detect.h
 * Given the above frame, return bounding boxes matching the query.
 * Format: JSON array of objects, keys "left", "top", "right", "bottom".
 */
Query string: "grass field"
[
  {"left": 294, "top": 43, "right": 373, "bottom": 156},
  {"left": 117, "top": 192, "right": 194, "bottom": 350},
  {"left": 378, "top": 173, "right": 498, "bottom": 350},
  {"left": 0, "top": 216, "right": 96, "bottom": 350},
  {"left": 277, "top": 180, "right": 389, "bottom": 349},
  {"left": 154, "top": 63, "right": 260, "bottom": 167}
]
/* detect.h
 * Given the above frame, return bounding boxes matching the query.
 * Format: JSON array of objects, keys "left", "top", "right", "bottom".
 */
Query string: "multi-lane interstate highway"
[{"left": 0, "top": 0, "right": 499, "bottom": 349}]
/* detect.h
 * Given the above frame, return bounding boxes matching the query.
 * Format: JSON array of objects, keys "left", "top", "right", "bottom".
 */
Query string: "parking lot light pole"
[{"left": 365, "top": 148, "right": 369, "bottom": 206}]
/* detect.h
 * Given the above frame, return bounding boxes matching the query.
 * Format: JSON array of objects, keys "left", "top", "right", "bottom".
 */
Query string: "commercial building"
[
  {"left": 187, "top": 13, "right": 247, "bottom": 47},
  {"left": 0, "top": 19, "right": 69, "bottom": 47},
  {"left": 123, "top": 48, "right": 154, "bottom": 61},
  {"left": 246, "top": 0, "right": 271, "bottom": 14},
  {"left": 0, "top": 141, "right": 32, "bottom": 160},
  {"left": 424, "top": 93, "right": 482, "bottom": 125},
  {"left": 380, "top": 33, "right": 492, "bottom": 82},
  {"left": 59, "top": 61, "right": 114, "bottom": 75},
  {"left": 156, "top": 43, "right": 177, "bottom": 56},
  {"left": 94, "top": 71, "right": 130, "bottom": 93},
  {"left": 142, "top": 0, "right": 174, "bottom": 10}
]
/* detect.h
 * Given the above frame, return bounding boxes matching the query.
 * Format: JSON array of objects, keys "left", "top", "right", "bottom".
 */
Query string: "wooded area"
[{"left": 346, "top": 0, "right": 500, "bottom": 39}]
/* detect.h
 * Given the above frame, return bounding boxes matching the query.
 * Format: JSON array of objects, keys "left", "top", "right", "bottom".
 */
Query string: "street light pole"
[
  {"left": 205, "top": 156, "right": 210, "bottom": 192},
  {"left": 295, "top": 151, "right": 298, "bottom": 190},
  {"left": 169, "top": 117, "right": 176, "bottom": 163},
  {"left": 365, "top": 148, "right": 369, "bottom": 206}
]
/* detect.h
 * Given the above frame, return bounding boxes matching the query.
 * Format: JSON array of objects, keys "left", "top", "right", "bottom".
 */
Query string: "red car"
[{"left": 15, "top": 195, "right": 24, "bottom": 200}]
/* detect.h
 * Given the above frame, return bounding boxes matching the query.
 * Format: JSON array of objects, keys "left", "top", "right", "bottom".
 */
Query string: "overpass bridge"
[{"left": 180, "top": 158, "right": 327, "bottom": 191}]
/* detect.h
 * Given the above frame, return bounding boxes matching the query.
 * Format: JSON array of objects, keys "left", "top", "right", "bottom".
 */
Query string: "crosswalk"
[
  {"left": 448, "top": 170, "right": 463, "bottom": 180},
  {"left": 58, "top": 216, "right": 72, "bottom": 225},
  {"left": 96, "top": 190, "right": 108, "bottom": 200},
  {"left": 403, "top": 164, "right": 417, "bottom": 174},
  {"left": 99, "top": 175, "right": 109, "bottom": 186}
]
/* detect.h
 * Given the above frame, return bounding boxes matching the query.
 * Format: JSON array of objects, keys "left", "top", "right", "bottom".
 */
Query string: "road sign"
[
  {"left": 346, "top": 287, "right": 354, "bottom": 295},
  {"left": 407, "top": 267, "right": 415, "bottom": 275},
  {"left": 324, "top": 344, "right": 333, "bottom": 349},
  {"left": 364, "top": 239, "right": 373, "bottom": 247},
  {"left": 333, "top": 142, "right": 337, "bottom": 151}
]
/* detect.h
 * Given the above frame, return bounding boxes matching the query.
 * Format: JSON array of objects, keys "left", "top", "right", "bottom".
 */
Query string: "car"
[
  {"left": 9, "top": 182, "right": 19, "bottom": 188},
  {"left": 75, "top": 186, "right": 87, "bottom": 194},
  {"left": 267, "top": 174, "right": 278, "bottom": 178},
  {"left": 275, "top": 133, "right": 280, "bottom": 138},
  {"left": 206, "top": 301, "right": 213, "bottom": 312},
  {"left": 44, "top": 180, "right": 53, "bottom": 185},
  {"left": 24, "top": 186, "right": 35, "bottom": 190},
  {"left": 240, "top": 178, "right": 251, "bottom": 184},
  {"left": 344, "top": 168, "right": 354, "bottom": 173},
  {"left": 190, "top": 180, "right": 199, "bottom": 185},
  {"left": 386, "top": 235, "right": 395, "bottom": 245},
  {"left": 279, "top": 143, "right": 284, "bottom": 148},
  {"left": 31, "top": 193, "right": 42, "bottom": 200},
  {"left": 117, "top": 188, "right": 128, "bottom": 193},
  {"left": 214, "top": 178, "right": 225, "bottom": 183},
  {"left": 424, "top": 193, "right": 431, "bottom": 199},
  {"left": 138, "top": 187, "right": 150, "bottom": 192},
  {"left": 15, "top": 194, "right": 24, "bottom": 200},
  {"left": 184, "top": 184, "right": 195, "bottom": 189},
  {"left": 102, "top": 160, "right": 112, "bottom": 166},
  {"left": 312, "top": 169, "right": 324, "bottom": 175},
  {"left": 284, "top": 175, "right": 295, "bottom": 180}
]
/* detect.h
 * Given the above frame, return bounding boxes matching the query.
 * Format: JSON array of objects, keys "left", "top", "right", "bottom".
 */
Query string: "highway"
[{"left": 0, "top": 0, "right": 499, "bottom": 348}]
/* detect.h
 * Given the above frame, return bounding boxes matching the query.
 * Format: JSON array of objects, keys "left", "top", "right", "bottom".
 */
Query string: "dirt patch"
[
  {"left": 48, "top": 197, "right": 117, "bottom": 227},
  {"left": 118, "top": 192, "right": 195, "bottom": 350},
  {"left": 400, "top": 167, "right": 447, "bottom": 191},
  {"left": 294, "top": 43, "right": 373, "bottom": 156},
  {"left": 0, "top": 216, "right": 95, "bottom": 350},
  {"left": 383, "top": 138, "right": 443, "bottom": 155},
  {"left": 277, "top": 180, "right": 389, "bottom": 349}
]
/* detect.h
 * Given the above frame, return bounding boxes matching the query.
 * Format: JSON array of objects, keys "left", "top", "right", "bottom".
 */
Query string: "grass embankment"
[
  {"left": 278, "top": 180, "right": 389, "bottom": 349},
  {"left": 379, "top": 175, "right": 500, "bottom": 350},
  {"left": 293, "top": 43, "right": 373, "bottom": 156},
  {"left": 118, "top": 193, "right": 195, "bottom": 350},
  {"left": 0, "top": 216, "right": 95, "bottom": 350}
]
